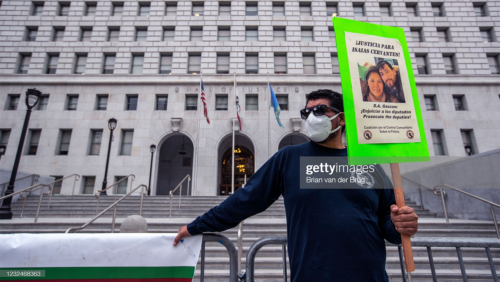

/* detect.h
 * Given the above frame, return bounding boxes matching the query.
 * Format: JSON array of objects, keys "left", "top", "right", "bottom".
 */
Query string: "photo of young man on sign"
[{"left": 359, "top": 58, "right": 405, "bottom": 103}]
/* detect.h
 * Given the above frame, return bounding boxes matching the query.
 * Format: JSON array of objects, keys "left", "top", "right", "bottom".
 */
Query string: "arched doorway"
[
  {"left": 217, "top": 133, "right": 255, "bottom": 196},
  {"left": 278, "top": 132, "right": 309, "bottom": 151},
  {"left": 156, "top": 133, "right": 194, "bottom": 196}
]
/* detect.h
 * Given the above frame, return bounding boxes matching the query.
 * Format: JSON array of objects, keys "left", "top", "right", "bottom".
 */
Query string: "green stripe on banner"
[{"left": 0, "top": 267, "right": 194, "bottom": 281}]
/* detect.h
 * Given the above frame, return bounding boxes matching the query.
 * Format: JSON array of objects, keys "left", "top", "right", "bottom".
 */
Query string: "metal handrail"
[
  {"left": 401, "top": 176, "right": 446, "bottom": 210},
  {"left": 245, "top": 237, "right": 500, "bottom": 282},
  {"left": 201, "top": 234, "right": 239, "bottom": 282},
  {"left": 168, "top": 174, "right": 191, "bottom": 218},
  {"left": 0, "top": 173, "right": 40, "bottom": 196},
  {"left": 66, "top": 184, "right": 147, "bottom": 233},
  {"left": 24, "top": 174, "right": 80, "bottom": 208},
  {"left": 0, "top": 183, "right": 51, "bottom": 222},
  {"left": 95, "top": 174, "right": 135, "bottom": 216},
  {"left": 237, "top": 221, "right": 244, "bottom": 274}
]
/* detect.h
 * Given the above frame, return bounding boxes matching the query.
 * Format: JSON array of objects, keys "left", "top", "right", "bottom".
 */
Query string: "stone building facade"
[{"left": 0, "top": 0, "right": 499, "bottom": 196}]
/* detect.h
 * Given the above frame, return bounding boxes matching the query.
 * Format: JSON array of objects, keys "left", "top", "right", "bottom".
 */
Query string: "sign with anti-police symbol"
[{"left": 333, "top": 17, "right": 430, "bottom": 165}]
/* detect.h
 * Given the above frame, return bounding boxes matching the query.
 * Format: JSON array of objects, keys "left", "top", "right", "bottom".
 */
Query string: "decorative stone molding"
[
  {"left": 291, "top": 118, "right": 302, "bottom": 132},
  {"left": 231, "top": 117, "right": 240, "bottom": 132},
  {"left": 171, "top": 118, "right": 182, "bottom": 132}
]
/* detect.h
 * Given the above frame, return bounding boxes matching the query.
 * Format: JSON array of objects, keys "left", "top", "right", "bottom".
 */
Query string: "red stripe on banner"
[{"left": 15, "top": 279, "right": 192, "bottom": 282}]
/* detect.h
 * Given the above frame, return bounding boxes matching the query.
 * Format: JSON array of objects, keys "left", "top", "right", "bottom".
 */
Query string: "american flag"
[
  {"left": 201, "top": 80, "right": 210, "bottom": 124},
  {"left": 236, "top": 95, "right": 241, "bottom": 130}
]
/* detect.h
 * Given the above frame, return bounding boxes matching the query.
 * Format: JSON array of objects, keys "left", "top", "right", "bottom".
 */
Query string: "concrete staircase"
[{"left": 2, "top": 195, "right": 499, "bottom": 281}]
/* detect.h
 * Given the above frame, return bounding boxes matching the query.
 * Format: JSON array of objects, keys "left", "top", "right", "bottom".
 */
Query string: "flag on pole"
[
  {"left": 200, "top": 80, "right": 210, "bottom": 124},
  {"left": 269, "top": 84, "right": 283, "bottom": 128},
  {"left": 235, "top": 93, "right": 242, "bottom": 131}
]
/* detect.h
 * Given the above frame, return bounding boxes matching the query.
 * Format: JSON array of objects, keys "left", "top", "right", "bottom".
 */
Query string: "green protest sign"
[{"left": 333, "top": 17, "right": 429, "bottom": 165}]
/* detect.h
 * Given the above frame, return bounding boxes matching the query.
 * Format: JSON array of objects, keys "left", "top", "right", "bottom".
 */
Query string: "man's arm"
[{"left": 174, "top": 153, "right": 284, "bottom": 246}]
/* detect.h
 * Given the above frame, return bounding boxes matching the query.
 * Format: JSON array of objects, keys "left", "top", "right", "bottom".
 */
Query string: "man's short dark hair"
[
  {"left": 305, "top": 89, "right": 344, "bottom": 112},
  {"left": 376, "top": 60, "right": 393, "bottom": 71}
]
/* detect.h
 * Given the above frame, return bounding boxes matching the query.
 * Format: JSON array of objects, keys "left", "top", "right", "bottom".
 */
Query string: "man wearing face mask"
[{"left": 173, "top": 89, "right": 418, "bottom": 282}]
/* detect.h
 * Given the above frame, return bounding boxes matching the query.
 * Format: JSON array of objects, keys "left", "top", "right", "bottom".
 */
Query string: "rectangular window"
[
  {"left": 66, "top": 95, "right": 78, "bottom": 111},
  {"left": 138, "top": 2, "right": 150, "bottom": 16},
  {"left": 437, "top": 28, "right": 449, "bottom": 42},
  {"left": 156, "top": 95, "right": 168, "bottom": 110},
  {"left": 46, "top": 54, "right": 59, "bottom": 74},
  {"left": 80, "top": 28, "right": 92, "bottom": 41},
  {"left": 131, "top": 54, "right": 144, "bottom": 74},
  {"left": 353, "top": 3, "right": 365, "bottom": 16},
  {"left": 443, "top": 55, "right": 456, "bottom": 74},
  {"left": 165, "top": 2, "right": 177, "bottom": 16},
  {"left": 246, "top": 94, "right": 258, "bottom": 111},
  {"left": 301, "top": 27, "right": 313, "bottom": 42},
  {"left": 74, "top": 55, "right": 87, "bottom": 74},
  {"left": 424, "top": 95, "right": 437, "bottom": 111},
  {"left": 276, "top": 94, "right": 288, "bottom": 110},
  {"left": 461, "top": 130, "right": 475, "bottom": 155},
  {"left": 185, "top": 95, "right": 198, "bottom": 110},
  {"left": 274, "top": 53, "right": 287, "bottom": 74},
  {"left": 89, "top": 129, "right": 102, "bottom": 155},
  {"left": 95, "top": 94, "right": 108, "bottom": 110},
  {"left": 246, "top": 27, "right": 258, "bottom": 41},
  {"left": 303, "top": 54, "right": 316, "bottom": 74},
  {"left": 219, "top": 2, "right": 231, "bottom": 16},
  {"left": 53, "top": 28, "right": 65, "bottom": 41},
  {"left": 488, "top": 55, "right": 500, "bottom": 74},
  {"left": 431, "top": 130, "right": 445, "bottom": 155},
  {"left": 82, "top": 176, "right": 95, "bottom": 194},
  {"left": 120, "top": 130, "right": 134, "bottom": 156},
  {"left": 50, "top": 176, "right": 63, "bottom": 194},
  {"left": 108, "top": 28, "right": 119, "bottom": 41},
  {"left": 112, "top": 2, "right": 123, "bottom": 16},
  {"left": 58, "top": 129, "right": 72, "bottom": 155},
  {"left": 215, "top": 95, "right": 228, "bottom": 110},
  {"left": 217, "top": 53, "right": 230, "bottom": 74},
  {"left": 453, "top": 95, "right": 466, "bottom": 111},
  {"left": 126, "top": 95, "right": 138, "bottom": 110},
  {"left": 0, "top": 130, "right": 10, "bottom": 148},
  {"left": 410, "top": 28, "right": 422, "bottom": 42},
  {"left": 331, "top": 53, "right": 340, "bottom": 74},
  {"left": 85, "top": 2, "right": 96, "bottom": 16},
  {"left": 192, "top": 2, "right": 204, "bottom": 16},
  {"left": 299, "top": 2, "right": 311, "bottom": 16},
  {"left": 188, "top": 54, "right": 201, "bottom": 74},
  {"left": 379, "top": 3, "right": 391, "bottom": 16},
  {"left": 18, "top": 54, "right": 31, "bottom": 74},
  {"left": 190, "top": 27, "right": 203, "bottom": 41},
  {"left": 246, "top": 2, "right": 258, "bottom": 16},
  {"left": 103, "top": 55, "right": 115, "bottom": 74},
  {"left": 474, "top": 3, "right": 486, "bottom": 17},
  {"left": 59, "top": 2, "right": 70, "bottom": 16},
  {"left": 416, "top": 55, "right": 428, "bottom": 74},
  {"left": 273, "top": 27, "right": 286, "bottom": 41},
  {"left": 432, "top": 3, "right": 443, "bottom": 17},
  {"left": 6, "top": 94, "right": 20, "bottom": 110},
  {"left": 245, "top": 53, "right": 258, "bottom": 74},
  {"left": 159, "top": 54, "right": 172, "bottom": 74},
  {"left": 328, "top": 27, "right": 335, "bottom": 42},
  {"left": 27, "top": 129, "right": 41, "bottom": 155},
  {"left": 406, "top": 3, "right": 418, "bottom": 16},
  {"left": 32, "top": 2, "right": 44, "bottom": 16},
  {"left": 326, "top": 2, "right": 338, "bottom": 17},
  {"left": 480, "top": 28, "right": 493, "bottom": 43},
  {"left": 218, "top": 27, "right": 230, "bottom": 41},
  {"left": 163, "top": 27, "right": 175, "bottom": 41},
  {"left": 273, "top": 2, "right": 285, "bottom": 16},
  {"left": 135, "top": 28, "right": 147, "bottom": 41},
  {"left": 37, "top": 95, "right": 49, "bottom": 111},
  {"left": 26, "top": 27, "right": 37, "bottom": 41},
  {"left": 114, "top": 176, "right": 128, "bottom": 194}
]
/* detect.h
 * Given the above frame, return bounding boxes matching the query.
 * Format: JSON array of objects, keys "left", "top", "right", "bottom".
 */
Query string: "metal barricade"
[
  {"left": 245, "top": 237, "right": 500, "bottom": 282},
  {"left": 201, "top": 233, "right": 238, "bottom": 282}
]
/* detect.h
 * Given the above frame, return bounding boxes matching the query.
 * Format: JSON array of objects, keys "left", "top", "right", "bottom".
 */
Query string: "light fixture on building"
[
  {"left": 194, "top": 13, "right": 200, "bottom": 16},
  {"left": 332, "top": 13, "right": 337, "bottom": 17},
  {"left": 179, "top": 136, "right": 187, "bottom": 155},
  {"left": 464, "top": 144, "right": 472, "bottom": 156}
]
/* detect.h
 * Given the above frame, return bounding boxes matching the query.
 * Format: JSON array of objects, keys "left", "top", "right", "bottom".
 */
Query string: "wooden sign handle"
[{"left": 390, "top": 163, "right": 415, "bottom": 272}]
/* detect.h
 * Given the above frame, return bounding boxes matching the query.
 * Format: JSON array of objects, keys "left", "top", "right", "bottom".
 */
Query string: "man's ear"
[{"left": 339, "top": 112, "right": 345, "bottom": 127}]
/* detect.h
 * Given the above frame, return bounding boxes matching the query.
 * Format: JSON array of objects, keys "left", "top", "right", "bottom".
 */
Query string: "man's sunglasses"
[{"left": 300, "top": 105, "right": 341, "bottom": 120}]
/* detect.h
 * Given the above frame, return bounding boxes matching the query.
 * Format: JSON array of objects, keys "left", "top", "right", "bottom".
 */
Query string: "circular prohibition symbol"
[
  {"left": 363, "top": 130, "right": 373, "bottom": 140},
  {"left": 406, "top": 130, "right": 415, "bottom": 139}
]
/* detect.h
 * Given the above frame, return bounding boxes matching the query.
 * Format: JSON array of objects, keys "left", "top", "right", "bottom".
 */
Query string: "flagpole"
[
  {"left": 194, "top": 71, "right": 202, "bottom": 196},
  {"left": 231, "top": 70, "right": 236, "bottom": 195},
  {"left": 267, "top": 70, "right": 271, "bottom": 159}
]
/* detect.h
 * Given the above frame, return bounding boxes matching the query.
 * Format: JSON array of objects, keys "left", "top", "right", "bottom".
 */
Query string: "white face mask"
[{"left": 305, "top": 112, "right": 342, "bottom": 142}]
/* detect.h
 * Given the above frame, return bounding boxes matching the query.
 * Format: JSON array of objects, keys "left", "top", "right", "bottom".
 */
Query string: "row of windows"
[
  {"left": 22, "top": 25, "right": 497, "bottom": 44},
  {"left": 23, "top": 1, "right": 491, "bottom": 18},
  {"left": 16, "top": 51, "right": 500, "bottom": 76},
  {"left": 431, "top": 129, "right": 477, "bottom": 156}
]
